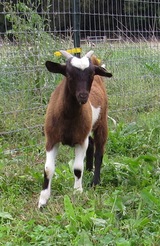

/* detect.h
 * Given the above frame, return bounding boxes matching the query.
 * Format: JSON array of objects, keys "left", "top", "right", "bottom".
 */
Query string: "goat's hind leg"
[
  {"left": 92, "top": 124, "right": 107, "bottom": 186},
  {"left": 38, "top": 144, "right": 59, "bottom": 208},
  {"left": 86, "top": 136, "right": 94, "bottom": 171}
]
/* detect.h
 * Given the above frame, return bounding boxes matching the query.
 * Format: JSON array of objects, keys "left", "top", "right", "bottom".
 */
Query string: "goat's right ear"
[
  {"left": 94, "top": 66, "right": 112, "bottom": 78},
  {"left": 45, "top": 61, "right": 66, "bottom": 76}
]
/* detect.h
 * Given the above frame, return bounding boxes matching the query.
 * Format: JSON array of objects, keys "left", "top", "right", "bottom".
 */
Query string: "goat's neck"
[{"left": 63, "top": 83, "right": 81, "bottom": 117}]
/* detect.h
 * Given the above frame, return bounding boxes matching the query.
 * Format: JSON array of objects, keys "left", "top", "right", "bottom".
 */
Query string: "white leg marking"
[
  {"left": 73, "top": 137, "right": 89, "bottom": 192},
  {"left": 38, "top": 144, "right": 59, "bottom": 208}
]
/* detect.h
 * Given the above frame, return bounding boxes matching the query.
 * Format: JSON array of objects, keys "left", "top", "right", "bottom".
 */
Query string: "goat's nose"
[
  {"left": 78, "top": 92, "right": 89, "bottom": 104},
  {"left": 79, "top": 92, "right": 88, "bottom": 99}
]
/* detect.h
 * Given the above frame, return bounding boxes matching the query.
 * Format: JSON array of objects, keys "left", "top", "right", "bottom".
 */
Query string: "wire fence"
[{"left": 0, "top": 0, "right": 160, "bottom": 156}]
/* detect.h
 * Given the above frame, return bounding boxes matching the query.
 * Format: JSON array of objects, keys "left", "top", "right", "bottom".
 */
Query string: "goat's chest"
[{"left": 60, "top": 116, "right": 92, "bottom": 146}]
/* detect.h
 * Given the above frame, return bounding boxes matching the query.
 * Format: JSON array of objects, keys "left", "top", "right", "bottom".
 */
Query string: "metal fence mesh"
[{"left": 0, "top": 0, "right": 160, "bottom": 156}]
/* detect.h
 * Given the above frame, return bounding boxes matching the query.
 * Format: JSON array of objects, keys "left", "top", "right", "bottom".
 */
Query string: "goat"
[{"left": 38, "top": 50, "right": 112, "bottom": 208}]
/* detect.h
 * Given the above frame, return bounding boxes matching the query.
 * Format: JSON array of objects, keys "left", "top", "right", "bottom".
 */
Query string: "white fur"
[
  {"left": 90, "top": 103, "right": 101, "bottom": 127},
  {"left": 73, "top": 137, "right": 89, "bottom": 192},
  {"left": 71, "top": 57, "right": 90, "bottom": 70},
  {"left": 38, "top": 144, "right": 59, "bottom": 208}
]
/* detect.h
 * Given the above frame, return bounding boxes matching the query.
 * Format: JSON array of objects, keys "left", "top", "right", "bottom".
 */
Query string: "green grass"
[
  {"left": 0, "top": 113, "right": 160, "bottom": 245},
  {"left": 0, "top": 36, "right": 160, "bottom": 246}
]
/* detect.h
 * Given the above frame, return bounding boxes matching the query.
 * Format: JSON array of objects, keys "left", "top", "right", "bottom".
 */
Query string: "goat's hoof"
[
  {"left": 38, "top": 199, "right": 47, "bottom": 209},
  {"left": 38, "top": 195, "right": 48, "bottom": 209},
  {"left": 38, "top": 189, "right": 50, "bottom": 209},
  {"left": 90, "top": 180, "right": 100, "bottom": 188},
  {"left": 38, "top": 204, "right": 46, "bottom": 212}
]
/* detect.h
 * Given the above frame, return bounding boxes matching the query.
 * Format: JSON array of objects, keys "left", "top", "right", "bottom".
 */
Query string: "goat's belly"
[
  {"left": 61, "top": 130, "right": 82, "bottom": 147},
  {"left": 61, "top": 126, "right": 90, "bottom": 147},
  {"left": 61, "top": 134, "right": 77, "bottom": 147}
]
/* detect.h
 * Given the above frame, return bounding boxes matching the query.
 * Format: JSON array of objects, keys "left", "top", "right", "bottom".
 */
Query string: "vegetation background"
[
  {"left": 0, "top": 0, "right": 160, "bottom": 39},
  {"left": 0, "top": 0, "right": 160, "bottom": 245}
]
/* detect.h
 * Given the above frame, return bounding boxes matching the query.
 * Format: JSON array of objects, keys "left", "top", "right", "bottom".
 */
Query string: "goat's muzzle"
[{"left": 77, "top": 92, "right": 89, "bottom": 105}]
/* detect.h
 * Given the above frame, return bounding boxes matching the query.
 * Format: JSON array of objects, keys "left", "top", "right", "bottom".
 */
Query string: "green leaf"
[
  {"left": 137, "top": 154, "right": 157, "bottom": 163},
  {"left": 64, "top": 195, "right": 76, "bottom": 225},
  {"left": 91, "top": 217, "right": 106, "bottom": 227},
  {"left": 0, "top": 212, "right": 13, "bottom": 220},
  {"left": 120, "top": 122, "right": 138, "bottom": 135},
  {"left": 141, "top": 189, "right": 160, "bottom": 208},
  {"left": 76, "top": 230, "right": 93, "bottom": 246},
  {"left": 116, "top": 238, "right": 131, "bottom": 246},
  {"left": 133, "top": 217, "right": 150, "bottom": 230}
]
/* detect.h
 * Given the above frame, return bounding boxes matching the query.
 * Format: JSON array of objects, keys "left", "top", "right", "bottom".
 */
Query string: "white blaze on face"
[{"left": 71, "top": 57, "right": 90, "bottom": 70}]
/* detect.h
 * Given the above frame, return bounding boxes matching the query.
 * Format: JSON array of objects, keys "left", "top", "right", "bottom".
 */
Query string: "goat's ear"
[
  {"left": 94, "top": 65, "right": 112, "bottom": 78},
  {"left": 45, "top": 61, "right": 66, "bottom": 76}
]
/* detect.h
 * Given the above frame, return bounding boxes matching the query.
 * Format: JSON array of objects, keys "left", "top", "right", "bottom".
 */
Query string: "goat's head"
[{"left": 46, "top": 50, "right": 112, "bottom": 105}]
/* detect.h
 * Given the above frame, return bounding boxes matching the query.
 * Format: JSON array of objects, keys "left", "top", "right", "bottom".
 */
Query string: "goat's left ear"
[
  {"left": 94, "top": 66, "right": 112, "bottom": 78},
  {"left": 45, "top": 61, "right": 66, "bottom": 76}
]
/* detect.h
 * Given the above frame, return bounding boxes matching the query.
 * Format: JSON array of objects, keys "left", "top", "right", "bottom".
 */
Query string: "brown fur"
[
  {"left": 45, "top": 56, "right": 108, "bottom": 152},
  {"left": 38, "top": 53, "right": 112, "bottom": 210},
  {"left": 45, "top": 80, "right": 92, "bottom": 150}
]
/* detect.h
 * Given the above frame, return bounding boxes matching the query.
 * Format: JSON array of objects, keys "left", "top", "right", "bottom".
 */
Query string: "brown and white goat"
[{"left": 38, "top": 50, "right": 112, "bottom": 208}]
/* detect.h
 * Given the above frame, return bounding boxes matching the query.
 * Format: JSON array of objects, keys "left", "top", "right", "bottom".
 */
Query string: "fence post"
[{"left": 72, "top": 0, "right": 81, "bottom": 57}]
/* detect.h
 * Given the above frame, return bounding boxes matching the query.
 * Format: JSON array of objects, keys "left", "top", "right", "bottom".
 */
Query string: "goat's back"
[
  {"left": 90, "top": 56, "right": 108, "bottom": 112},
  {"left": 89, "top": 75, "right": 107, "bottom": 112}
]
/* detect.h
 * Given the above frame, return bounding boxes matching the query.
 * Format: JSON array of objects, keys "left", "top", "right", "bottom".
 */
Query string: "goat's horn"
[
  {"left": 84, "top": 50, "right": 94, "bottom": 58},
  {"left": 60, "top": 50, "right": 73, "bottom": 60}
]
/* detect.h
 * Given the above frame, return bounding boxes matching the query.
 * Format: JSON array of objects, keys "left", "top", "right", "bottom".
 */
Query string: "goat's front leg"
[
  {"left": 73, "top": 137, "right": 89, "bottom": 192},
  {"left": 38, "top": 144, "right": 59, "bottom": 208}
]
